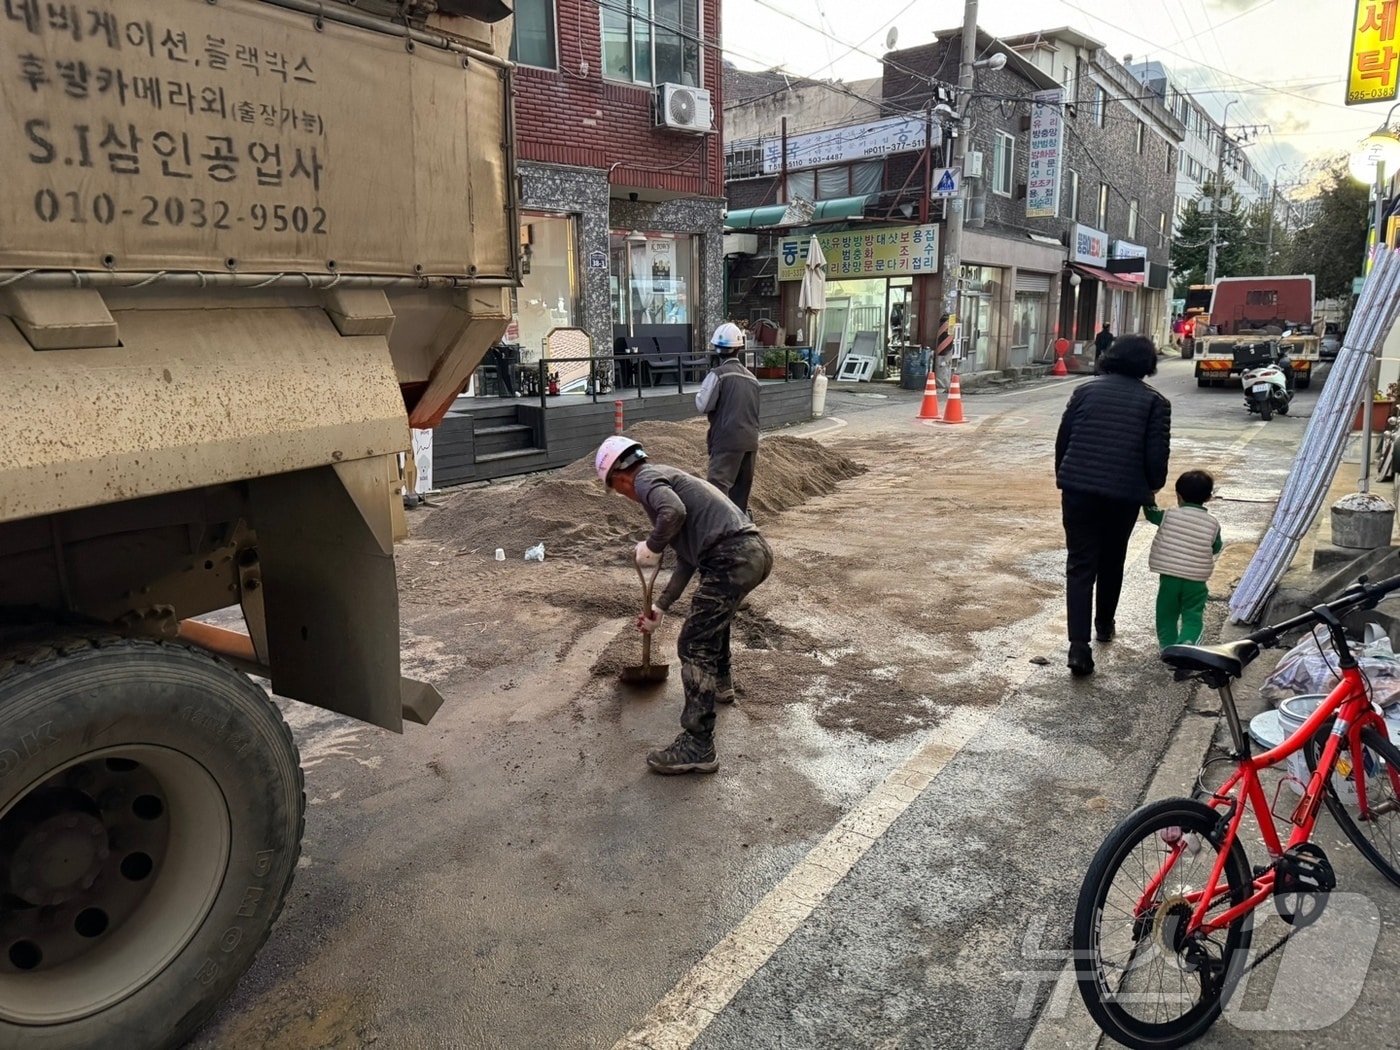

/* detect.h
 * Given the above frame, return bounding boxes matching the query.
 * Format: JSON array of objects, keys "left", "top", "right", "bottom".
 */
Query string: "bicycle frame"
[{"left": 1136, "top": 664, "right": 1397, "bottom": 939}]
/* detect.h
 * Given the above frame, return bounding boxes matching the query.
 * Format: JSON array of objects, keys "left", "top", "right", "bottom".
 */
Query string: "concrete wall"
[{"left": 723, "top": 72, "right": 882, "bottom": 143}]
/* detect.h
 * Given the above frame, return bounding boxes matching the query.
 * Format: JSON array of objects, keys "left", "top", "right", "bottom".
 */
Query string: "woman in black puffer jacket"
[{"left": 1054, "top": 336, "right": 1171, "bottom": 677}]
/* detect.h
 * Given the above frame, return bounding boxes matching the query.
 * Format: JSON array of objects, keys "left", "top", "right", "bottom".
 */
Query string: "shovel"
[{"left": 621, "top": 561, "right": 670, "bottom": 685}]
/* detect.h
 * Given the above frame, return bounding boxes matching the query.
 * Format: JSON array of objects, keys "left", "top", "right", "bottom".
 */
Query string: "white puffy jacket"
[{"left": 1148, "top": 505, "right": 1221, "bottom": 582}]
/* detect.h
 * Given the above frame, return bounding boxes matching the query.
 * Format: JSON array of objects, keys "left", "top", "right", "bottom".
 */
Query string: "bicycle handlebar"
[{"left": 1247, "top": 572, "right": 1400, "bottom": 647}]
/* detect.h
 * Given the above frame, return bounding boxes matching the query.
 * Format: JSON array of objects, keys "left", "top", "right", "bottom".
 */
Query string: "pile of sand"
[{"left": 414, "top": 419, "right": 864, "bottom": 558}]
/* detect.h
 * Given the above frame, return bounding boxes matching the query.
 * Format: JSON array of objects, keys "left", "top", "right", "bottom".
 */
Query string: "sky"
[{"left": 723, "top": 0, "right": 1389, "bottom": 195}]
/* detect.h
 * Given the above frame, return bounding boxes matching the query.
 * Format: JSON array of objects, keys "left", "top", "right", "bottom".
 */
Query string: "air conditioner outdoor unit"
[
  {"left": 964, "top": 150, "right": 985, "bottom": 179},
  {"left": 657, "top": 83, "right": 713, "bottom": 133}
]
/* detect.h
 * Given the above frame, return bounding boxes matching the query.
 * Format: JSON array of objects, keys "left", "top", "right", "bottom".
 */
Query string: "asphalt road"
[{"left": 189, "top": 357, "right": 1367, "bottom": 1050}]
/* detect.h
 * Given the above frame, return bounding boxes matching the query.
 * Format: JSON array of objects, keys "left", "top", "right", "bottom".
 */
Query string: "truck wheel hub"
[{"left": 9, "top": 810, "right": 110, "bottom": 906}]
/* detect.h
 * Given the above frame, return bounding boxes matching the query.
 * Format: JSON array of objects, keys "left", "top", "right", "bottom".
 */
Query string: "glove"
[
  {"left": 635, "top": 540, "right": 662, "bottom": 568},
  {"left": 637, "top": 605, "right": 663, "bottom": 635}
]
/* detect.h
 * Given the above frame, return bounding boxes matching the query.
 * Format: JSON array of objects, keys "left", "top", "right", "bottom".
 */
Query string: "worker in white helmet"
[
  {"left": 594, "top": 436, "right": 773, "bottom": 775},
  {"left": 695, "top": 322, "right": 761, "bottom": 516}
]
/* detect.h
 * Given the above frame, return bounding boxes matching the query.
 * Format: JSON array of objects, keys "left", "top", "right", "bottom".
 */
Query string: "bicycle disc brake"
[{"left": 1272, "top": 842, "right": 1336, "bottom": 928}]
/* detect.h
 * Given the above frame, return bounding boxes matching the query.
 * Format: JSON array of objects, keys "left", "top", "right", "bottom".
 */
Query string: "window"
[
  {"left": 1164, "top": 146, "right": 1173, "bottom": 174},
  {"left": 993, "top": 131, "right": 1015, "bottom": 197},
  {"left": 1094, "top": 86, "right": 1106, "bottom": 127},
  {"left": 1066, "top": 169, "right": 1080, "bottom": 221},
  {"left": 1158, "top": 210, "right": 1168, "bottom": 243},
  {"left": 1127, "top": 198, "right": 1139, "bottom": 239},
  {"left": 1135, "top": 121, "right": 1145, "bottom": 155},
  {"left": 510, "top": 0, "right": 557, "bottom": 69},
  {"left": 602, "top": 0, "right": 702, "bottom": 87},
  {"left": 1097, "top": 182, "right": 1109, "bottom": 229}
]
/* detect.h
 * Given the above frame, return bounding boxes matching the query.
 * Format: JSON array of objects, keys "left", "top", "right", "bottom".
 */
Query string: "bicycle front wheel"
[
  {"left": 1307, "top": 722, "right": 1400, "bottom": 885},
  {"left": 1074, "top": 798, "right": 1254, "bottom": 1050}
]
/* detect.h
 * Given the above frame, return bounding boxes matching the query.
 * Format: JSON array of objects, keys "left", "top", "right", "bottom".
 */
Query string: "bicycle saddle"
[{"left": 1160, "top": 639, "right": 1261, "bottom": 680}]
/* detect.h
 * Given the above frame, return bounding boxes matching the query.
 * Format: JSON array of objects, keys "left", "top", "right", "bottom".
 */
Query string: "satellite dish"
[{"left": 885, "top": 26, "right": 899, "bottom": 51}]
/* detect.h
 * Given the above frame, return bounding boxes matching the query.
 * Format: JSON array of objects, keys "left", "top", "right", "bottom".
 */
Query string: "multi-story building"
[
  {"left": 719, "top": 24, "right": 1182, "bottom": 373},
  {"left": 508, "top": 0, "right": 725, "bottom": 364},
  {"left": 1128, "top": 60, "right": 1271, "bottom": 216},
  {"left": 915, "top": 26, "right": 1181, "bottom": 364}
]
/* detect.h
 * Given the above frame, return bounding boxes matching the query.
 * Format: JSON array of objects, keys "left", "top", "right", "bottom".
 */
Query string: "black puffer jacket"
[{"left": 1055, "top": 374, "right": 1171, "bottom": 504}]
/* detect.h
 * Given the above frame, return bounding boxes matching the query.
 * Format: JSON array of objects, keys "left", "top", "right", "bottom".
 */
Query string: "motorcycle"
[{"left": 1239, "top": 337, "right": 1294, "bottom": 421}]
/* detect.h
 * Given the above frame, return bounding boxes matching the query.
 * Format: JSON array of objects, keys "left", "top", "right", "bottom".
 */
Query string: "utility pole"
[
  {"left": 1264, "top": 163, "right": 1288, "bottom": 277},
  {"left": 940, "top": 0, "right": 979, "bottom": 328},
  {"left": 1204, "top": 100, "right": 1237, "bottom": 287},
  {"left": 1205, "top": 103, "right": 1269, "bottom": 285}
]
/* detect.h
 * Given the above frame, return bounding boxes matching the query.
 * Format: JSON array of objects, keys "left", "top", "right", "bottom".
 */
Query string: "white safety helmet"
[
  {"left": 711, "top": 322, "right": 745, "bottom": 350},
  {"left": 595, "top": 436, "right": 646, "bottom": 485}
]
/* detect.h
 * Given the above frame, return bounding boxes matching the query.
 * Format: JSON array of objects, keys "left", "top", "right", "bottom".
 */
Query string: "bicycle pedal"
[{"left": 1273, "top": 842, "right": 1337, "bottom": 896}]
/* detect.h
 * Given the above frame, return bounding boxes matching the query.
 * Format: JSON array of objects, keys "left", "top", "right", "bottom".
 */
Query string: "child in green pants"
[{"left": 1144, "top": 470, "right": 1222, "bottom": 648}]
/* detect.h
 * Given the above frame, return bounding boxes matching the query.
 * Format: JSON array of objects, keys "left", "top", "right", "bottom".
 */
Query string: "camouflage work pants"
[{"left": 677, "top": 533, "right": 773, "bottom": 740}]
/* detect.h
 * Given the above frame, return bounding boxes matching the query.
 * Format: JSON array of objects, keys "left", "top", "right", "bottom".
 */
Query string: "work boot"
[
  {"left": 646, "top": 732, "right": 719, "bottom": 775},
  {"left": 715, "top": 673, "right": 736, "bottom": 704},
  {"left": 1068, "top": 642, "right": 1095, "bottom": 678},
  {"left": 1095, "top": 620, "right": 1116, "bottom": 643}
]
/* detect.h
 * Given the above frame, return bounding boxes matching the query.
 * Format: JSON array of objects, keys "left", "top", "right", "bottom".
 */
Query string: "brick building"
[
  {"left": 883, "top": 27, "right": 1183, "bottom": 370},
  {"left": 508, "top": 0, "right": 725, "bottom": 368},
  {"left": 719, "top": 26, "right": 1182, "bottom": 377}
]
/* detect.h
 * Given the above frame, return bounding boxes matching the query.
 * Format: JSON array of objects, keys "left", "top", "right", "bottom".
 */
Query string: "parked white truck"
[{"left": 0, "top": 1, "right": 516, "bottom": 1046}]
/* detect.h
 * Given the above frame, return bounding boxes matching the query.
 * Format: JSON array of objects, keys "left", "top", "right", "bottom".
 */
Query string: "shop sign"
[
  {"left": 762, "top": 115, "right": 935, "bottom": 174},
  {"left": 1347, "top": 0, "right": 1400, "bottom": 105},
  {"left": 1110, "top": 241, "right": 1147, "bottom": 285},
  {"left": 1069, "top": 223, "right": 1108, "bottom": 266},
  {"left": 1026, "top": 89, "right": 1064, "bottom": 218},
  {"left": 778, "top": 225, "right": 940, "bottom": 281}
]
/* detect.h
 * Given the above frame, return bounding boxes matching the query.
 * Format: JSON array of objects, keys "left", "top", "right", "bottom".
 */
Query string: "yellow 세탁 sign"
[{"left": 1348, "top": 0, "right": 1400, "bottom": 104}]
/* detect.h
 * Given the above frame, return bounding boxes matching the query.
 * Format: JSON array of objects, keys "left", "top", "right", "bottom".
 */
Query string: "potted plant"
[
  {"left": 755, "top": 348, "right": 789, "bottom": 380},
  {"left": 1354, "top": 382, "right": 1399, "bottom": 431}
]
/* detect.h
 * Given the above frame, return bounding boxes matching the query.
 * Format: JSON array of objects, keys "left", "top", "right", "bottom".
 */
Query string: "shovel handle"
[{"left": 636, "top": 559, "right": 662, "bottom": 671}]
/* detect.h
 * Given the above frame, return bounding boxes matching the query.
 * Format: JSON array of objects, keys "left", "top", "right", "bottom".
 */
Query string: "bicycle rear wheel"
[
  {"left": 1074, "top": 797, "right": 1254, "bottom": 1050},
  {"left": 1307, "top": 722, "right": 1400, "bottom": 886}
]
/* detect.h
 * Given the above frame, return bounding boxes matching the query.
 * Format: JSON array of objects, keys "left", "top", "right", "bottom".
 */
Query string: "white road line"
[{"left": 611, "top": 703, "right": 995, "bottom": 1050}]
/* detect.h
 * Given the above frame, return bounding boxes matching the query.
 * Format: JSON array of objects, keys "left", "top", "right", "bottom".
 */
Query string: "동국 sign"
[
  {"left": 1, "top": 0, "right": 511, "bottom": 276},
  {"left": 1069, "top": 223, "right": 1109, "bottom": 267},
  {"left": 1348, "top": 0, "right": 1400, "bottom": 104},
  {"left": 778, "top": 225, "right": 939, "bottom": 281},
  {"left": 762, "top": 115, "right": 935, "bottom": 174},
  {"left": 1026, "top": 89, "right": 1064, "bottom": 218}
]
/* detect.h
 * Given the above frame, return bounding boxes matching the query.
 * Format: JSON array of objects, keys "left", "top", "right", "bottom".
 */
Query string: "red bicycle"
[{"left": 1073, "top": 574, "right": 1400, "bottom": 1049}]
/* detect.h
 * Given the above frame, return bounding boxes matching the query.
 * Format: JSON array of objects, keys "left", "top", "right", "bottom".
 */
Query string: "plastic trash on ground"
[
  {"left": 1260, "top": 623, "right": 1400, "bottom": 707},
  {"left": 524, "top": 543, "right": 545, "bottom": 562}
]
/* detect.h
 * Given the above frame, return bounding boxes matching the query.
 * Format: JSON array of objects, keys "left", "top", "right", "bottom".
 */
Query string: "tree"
[
  {"left": 1171, "top": 177, "right": 1247, "bottom": 297},
  {"left": 1286, "top": 155, "right": 1370, "bottom": 299}
]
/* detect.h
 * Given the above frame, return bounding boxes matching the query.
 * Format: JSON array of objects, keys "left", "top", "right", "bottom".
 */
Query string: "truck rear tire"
[
  {"left": 0, "top": 637, "right": 303, "bottom": 1050},
  {"left": 1297, "top": 376, "right": 1311, "bottom": 390}
]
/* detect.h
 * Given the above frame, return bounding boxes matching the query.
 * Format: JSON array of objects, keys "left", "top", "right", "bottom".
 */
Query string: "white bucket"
[{"left": 1272, "top": 694, "right": 1400, "bottom": 805}]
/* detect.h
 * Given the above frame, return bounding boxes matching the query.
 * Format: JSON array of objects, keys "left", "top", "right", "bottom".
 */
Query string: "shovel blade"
[{"left": 621, "top": 663, "right": 670, "bottom": 685}]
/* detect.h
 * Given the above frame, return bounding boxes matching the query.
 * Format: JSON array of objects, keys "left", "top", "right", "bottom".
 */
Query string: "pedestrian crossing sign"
[{"left": 931, "top": 167, "right": 961, "bottom": 199}]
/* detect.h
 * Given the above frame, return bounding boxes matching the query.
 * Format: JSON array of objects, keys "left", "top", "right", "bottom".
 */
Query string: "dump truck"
[
  {"left": 1192, "top": 275, "right": 1322, "bottom": 389},
  {"left": 0, "top": 1, "right": 516, "bottom": 1046}
]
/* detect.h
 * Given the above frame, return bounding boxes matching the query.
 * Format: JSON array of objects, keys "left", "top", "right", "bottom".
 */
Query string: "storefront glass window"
[
  {"left": 609, "top": 231, "right": 698, "bottom": 350},
  {"left": 957, "top": 265, "right": 1000, "bottom": 372},
  {"left": 514, "top": 213, "right": 579, "bottom": 363},
  {"left": 1012, "top": 292, "right": 1047, "bottom": 365}
]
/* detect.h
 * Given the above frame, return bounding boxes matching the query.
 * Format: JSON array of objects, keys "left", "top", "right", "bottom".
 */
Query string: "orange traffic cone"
[
  {"left": 941, "top": 374, "right": 966, "bottom": 424},
  {"left": 916, "top": 368, "right": 941, "bottom": 420}
]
